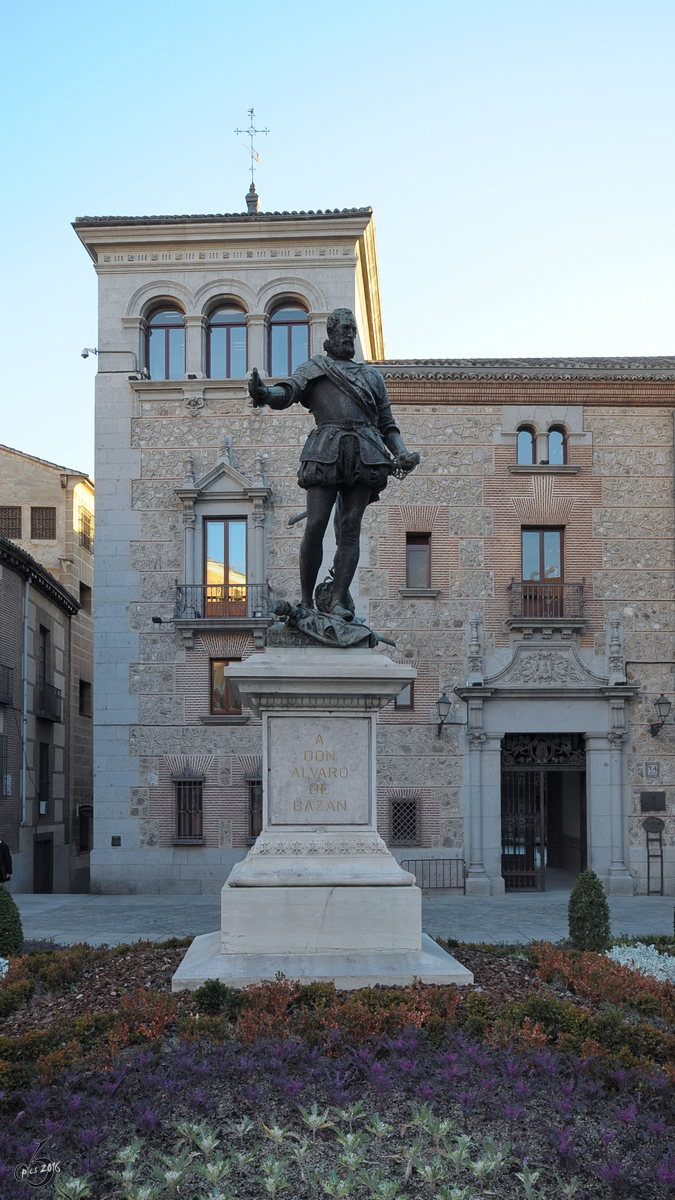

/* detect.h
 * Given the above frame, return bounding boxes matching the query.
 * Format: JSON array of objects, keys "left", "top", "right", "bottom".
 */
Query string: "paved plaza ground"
[{"left": 11, "top": 876, "right": 675, "bottom": 947}]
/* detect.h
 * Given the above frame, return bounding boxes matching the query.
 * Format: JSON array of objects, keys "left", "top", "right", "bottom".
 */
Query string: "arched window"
[
  {"left": 269, "top": 303, "right": 309, "bottom": 376},
  {"left": 207, "top": 305, "right": 247, "bottom": 378},
  {"left": 516, "top": 426, "right": 536, "bottom": 465},
  {"left": 147, "top": 307, "right": 185, "bottom": 380},
  {"left": 548, "top": 427, "right": 566, "bottom": 465}
]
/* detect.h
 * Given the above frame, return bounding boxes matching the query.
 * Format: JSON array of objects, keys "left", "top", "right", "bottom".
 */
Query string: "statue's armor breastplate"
[{"left": 306, "top": 377, "right": 371, "bottom": 426}]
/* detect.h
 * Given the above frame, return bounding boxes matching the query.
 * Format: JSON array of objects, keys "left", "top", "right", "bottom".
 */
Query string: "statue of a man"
[{"left": 248, "top": 308, "right": 419, "bottom": 621}]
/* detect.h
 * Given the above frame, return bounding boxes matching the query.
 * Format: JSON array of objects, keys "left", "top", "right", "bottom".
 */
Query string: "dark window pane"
[
  {"left": 522, "top": 531, "right": 540, "bottom": 581},
  {"left": 548, "top": 430, "right": 565, "bottom": 465},
  {"left": 148, "top": 327, "right": 165, "bottom": 379},
  {"left": 211, "top": 307, "right": 246, "bottom": 323},
  {"left": 544, "top": 530, "right": 562, "bottom": 579},
  {"left": 271, "top": 323, "right": 289, "bottom": 376},
  {"left": 149, "top": 308, "right": 184, "bottom": 325},
  {"left": 291, "top": 322, "right": 309, "bottom": 372},
  {"left": 271, "top": 305, "right": 306, "bottom": 322},
  {"left": 167, "top": 326, "right": 185, "bottom": 379},
  {"left": 230, "top": 325, "right": 247, "bottom": 377},
  {"left": 406, "top": 536, "right": 430, "bottom": 588},
  {"left": 249, "top": 779, "right": 263, "bottom": 838},
  {"left": 209, "top": 327, "right": 227, "bottom": 378},
  {"left": 517, "top": 429, "right": 534, "bottom": 464}
]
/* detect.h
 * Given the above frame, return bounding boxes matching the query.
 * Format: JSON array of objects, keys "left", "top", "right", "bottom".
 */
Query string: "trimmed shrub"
[
  {"left": 0, "top": 884, "right": 23, "bottom": 957},
  {"left": 193, "top": 978, "right": 236, "bottom": 1016},
  {"left": 568, "top": 870, "right": 611, "bottom": 951}
]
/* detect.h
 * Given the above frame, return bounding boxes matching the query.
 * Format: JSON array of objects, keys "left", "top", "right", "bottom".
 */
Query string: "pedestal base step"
[{"left": 172, "top": 932, "right": 473, "bottom": 992}]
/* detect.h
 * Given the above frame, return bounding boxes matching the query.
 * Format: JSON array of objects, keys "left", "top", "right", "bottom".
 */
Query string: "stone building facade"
[
  {"left": 0, "top": 538, "right": 83, "bottom": 891},
  {"left": 0, "top": 445, "right": 95, "bottom": 891},
  {"left": 74, "top": 205, "right": 675, "bottom": 896}
]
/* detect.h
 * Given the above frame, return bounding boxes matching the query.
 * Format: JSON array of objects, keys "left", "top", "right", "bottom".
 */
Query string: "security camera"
[{"left": 81, "top": 347, "right": 98, "bottom": 359}]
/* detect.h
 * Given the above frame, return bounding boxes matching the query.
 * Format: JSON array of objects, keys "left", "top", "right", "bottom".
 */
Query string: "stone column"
[
  {"left": 535, "top": 432, "right": 549, "bottom": 464},
  {"left": 247, "top": 314, "right": 268, "bottom": 375},
  {"left": 606, "top": 697, "right": 633, "bottom": 894},
  {"left": 465, "top": 696, "right": 490, "bottom": 895},
  {"left": 309, "top": 311, "right": 329, "bottom": 356},
  {"left": 184, "top": 315, "right": 206, "bottom": 378}
]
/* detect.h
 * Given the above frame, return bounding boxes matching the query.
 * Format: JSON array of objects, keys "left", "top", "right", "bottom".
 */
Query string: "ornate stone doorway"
[{"left": 500, "top": 734, "right": 587, "bottom": 891}]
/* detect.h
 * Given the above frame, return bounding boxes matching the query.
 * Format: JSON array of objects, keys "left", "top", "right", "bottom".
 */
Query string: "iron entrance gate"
[{"left": 501, "top": 734, "right": 586, "bottom": 891}]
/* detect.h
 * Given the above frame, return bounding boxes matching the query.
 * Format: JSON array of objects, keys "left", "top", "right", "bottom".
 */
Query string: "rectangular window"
[
  {"left": 79, "top": 582, "right": 92, "bottom": 614},
  {"left": 0, "top": 734, "right": 8, "bottom": 797},
  {"left": 31, "top": 507, "right": 56, "bottom": 540},
  {"left": 391, "top": 798, "right": 419, "bottom": 845},
  {"left": 38, "top": 626, "right": 49, "bottom": 687},
  {"left": 211, "top": 659, "right": 242, "bottom": 715},
  {"left": 395, "top": 682, "right": 414, "bottom": 710},
  {"left": 79, "top": 680, "right": 92, "bottom": 717},
  {"left": 38, "top": 742, "right": 50, "bottom": 810},
  {"left": 78, "top": 805, "right": 93, "bottom": 852},
  {"left": 248, "top": 778, "right": 263, "bottom": 839},
  {"left": 204, "top": 518, "right": 247, "bottom": 615},
  {"left": 176, "top": 780, "right": 203, "bottom": 841},
  {"left": 406, "top": 534, "right": 431, "bottom": 588},
  {"left": 0, "top": 506, "right": 21, "bottom": 538},
  {"left": 79, "top": 507, "right": 93, "bottom": 552},
  {"left": 521, "top": 528, "right": 563, "bottom": 582}
]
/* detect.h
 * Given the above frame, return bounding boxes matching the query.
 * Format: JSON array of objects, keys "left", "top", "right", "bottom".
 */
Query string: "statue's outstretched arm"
[
  {"left": 384, "top": 428, "right": 420, "bottom": 474},
  {"left": 248, "top": 367, "right": 295, "bottom": 410}
]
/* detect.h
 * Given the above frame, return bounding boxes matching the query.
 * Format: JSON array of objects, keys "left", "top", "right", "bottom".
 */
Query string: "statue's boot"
[{"left": 330, "top": 602, "right": 354, "bottom": 623}]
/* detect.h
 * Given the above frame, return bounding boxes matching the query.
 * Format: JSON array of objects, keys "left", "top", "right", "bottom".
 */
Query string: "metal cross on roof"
[{"left": 235, "top": 108, "right": 270, "bottom": 187}]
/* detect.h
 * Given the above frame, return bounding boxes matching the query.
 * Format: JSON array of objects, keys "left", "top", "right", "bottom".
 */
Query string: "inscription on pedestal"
[{"left": 268, "top": 716, "right": 370, "bottom": 825}]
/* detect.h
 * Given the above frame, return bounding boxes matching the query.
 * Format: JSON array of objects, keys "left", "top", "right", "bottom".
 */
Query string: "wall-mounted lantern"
[{"left": 650, "top": 694, "right": 672, "bottom": 738}]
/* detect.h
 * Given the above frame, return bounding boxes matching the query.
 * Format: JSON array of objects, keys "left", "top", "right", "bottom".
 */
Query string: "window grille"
[
  {"left": 391, "top": 798, "right": 419, "bottom": 844},
  {"left": 248, "top": 778, "right": 263, "bottom": 839},
  {"left": 31, "top": 507, "right": 56, "bottom": 540},
  {"left": 176, "top": 780, "right": 203, "bottom": 841},
  {"left": 0, "top": 506, "right": 21, "bottom": 538},
  {"left": 79, "top": 507, "right": 93, "bottom": 551}
]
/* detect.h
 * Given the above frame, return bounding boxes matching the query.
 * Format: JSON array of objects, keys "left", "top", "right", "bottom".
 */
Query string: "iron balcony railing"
[
  {"left": 0, "top": 664, "right": 13, "bottom": 705},
  {"left": 35, "top": 683, "right": 63, "bottom": 723},
  {"left": 401, "top": 858, "right": 466, "bottom": 892},
  {"left": 175, "top": 584, "right": 270, "bottom": 622},
  {"left": 508, "top": 577, "right": 585, "bottom": 620}
]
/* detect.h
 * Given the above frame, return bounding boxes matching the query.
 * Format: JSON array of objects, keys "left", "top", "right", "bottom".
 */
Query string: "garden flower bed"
[{"left": 1, "top": 937, "right": 675, "bottom": 1197}]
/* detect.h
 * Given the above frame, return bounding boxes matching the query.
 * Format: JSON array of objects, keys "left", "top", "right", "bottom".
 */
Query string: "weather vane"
[{"left": 235, "top": 107, "right": 269, "bottom": 191}]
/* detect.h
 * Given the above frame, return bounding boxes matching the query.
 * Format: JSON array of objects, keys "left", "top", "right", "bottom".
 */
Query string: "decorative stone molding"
[
  {"left": 256, "top": 695, "right": 387, "bottom": 711},
  {"left": 467, "top": 611, "right": 483, "bottom": 686},
  {"left": 250, "top": 834, "right": 391, "bottom": 857},
  {"left": 511, "top": 475, "right": 575, "bottom": 525}
]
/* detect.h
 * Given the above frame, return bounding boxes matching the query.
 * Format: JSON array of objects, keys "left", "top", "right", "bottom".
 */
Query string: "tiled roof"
[
  {"left": 0, "top": 442, "right": 92, "bottom": 481},
  {"left": 375, "top": 357, "right": 675, "bottom": 381},
  {"left": 0, "top": 538, "right": 80, "bottom": 616},
  {"left": 73, "top": 208, "right": 372, "bottom": 227}
]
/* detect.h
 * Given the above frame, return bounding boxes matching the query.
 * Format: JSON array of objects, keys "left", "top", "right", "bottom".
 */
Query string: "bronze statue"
[{"left": 248, "top": 308, "right": 419, "bottom": 623}]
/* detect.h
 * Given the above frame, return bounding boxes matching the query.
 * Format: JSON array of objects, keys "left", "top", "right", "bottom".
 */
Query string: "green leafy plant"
[
  {"left": 567, "top": 869, "right": 611, "bottom": 950},
  {"left": 0, "top": 883, "right": 23, "bottom": 957}
]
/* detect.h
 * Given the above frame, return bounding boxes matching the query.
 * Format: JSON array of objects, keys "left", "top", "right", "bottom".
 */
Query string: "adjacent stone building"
[
  {"left": 73, "top": 202, "right": 675, "bottom": 896},
  {"left": 0, "top": 446, "right": 94, "bottom": 891}
]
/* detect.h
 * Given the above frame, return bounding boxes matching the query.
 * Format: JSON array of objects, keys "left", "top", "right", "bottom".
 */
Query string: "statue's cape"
[{"left": 290, "top": 355, "right": 381, "bottom": 424}]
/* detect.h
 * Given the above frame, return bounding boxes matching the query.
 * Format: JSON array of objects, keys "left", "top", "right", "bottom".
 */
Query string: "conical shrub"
[
  {"left": 0, "top": 885, "right": 24, "bottom": 957},
  {"left": 568, "top": 869, "right": 610, "bottom": 951}
]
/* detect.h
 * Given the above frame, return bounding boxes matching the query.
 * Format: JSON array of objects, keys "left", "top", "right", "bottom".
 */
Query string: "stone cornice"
[{"left": 374, "top": 359, "right": 675, "bottom": 382}]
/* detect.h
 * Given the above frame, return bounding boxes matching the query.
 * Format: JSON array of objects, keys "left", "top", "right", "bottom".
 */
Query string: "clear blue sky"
[{"left": 2, "top": 0, "right": 674, "bottom": 475}]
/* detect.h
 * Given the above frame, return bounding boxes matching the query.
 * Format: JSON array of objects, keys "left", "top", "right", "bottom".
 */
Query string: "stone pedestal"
[{"left": 172, "top": 646, "right": 472, "bottom": 991}]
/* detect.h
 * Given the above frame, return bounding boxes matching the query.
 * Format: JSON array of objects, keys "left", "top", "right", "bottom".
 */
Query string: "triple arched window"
[
  {"left": 147, "top": 308, "right": 185, "bottom": 380},
  {"left": 516, "top": 425, "right": 567, "bottom": 465},
  {"left": 269, "top": 303, "right": 309, "bottom": 376}
]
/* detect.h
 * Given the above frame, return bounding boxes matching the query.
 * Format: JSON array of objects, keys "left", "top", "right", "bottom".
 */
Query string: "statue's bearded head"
[{"left": 324, "top": 309, "right": 357, "bottom": 360}]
